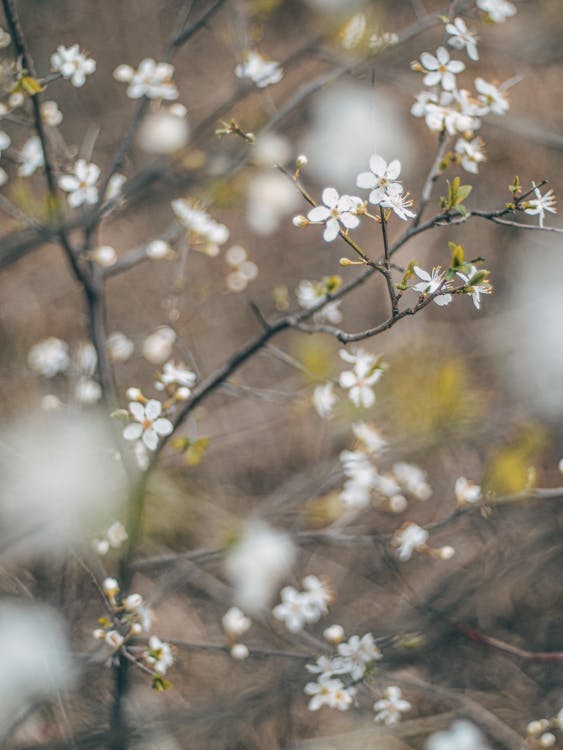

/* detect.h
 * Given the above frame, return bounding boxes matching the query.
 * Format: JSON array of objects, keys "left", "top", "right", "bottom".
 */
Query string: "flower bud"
[
  {"left": 296, "top": 154, "right": 308, "bottom": 168},
  {"left": 323, "top": 624, "right": 345, "bottom": 644},
  {"left": 230, "top": 643, "right": 249, "bottom": 660},
  {"left": 292, "top": 215, "right": 308, "bottom": 228}
]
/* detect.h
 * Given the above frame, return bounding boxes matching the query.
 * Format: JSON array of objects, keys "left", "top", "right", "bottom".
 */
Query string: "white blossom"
[
  {"left": 144, "top": 636, "right": 174, "bottom": 675},
  {"left": 155, "top": 361, "right": 196, "bottom": 392},
  {"left": 18, "top": 136, "right": 44, "bottom": 177},
  {"left": 296, "top": 279, "right": 343, "bottom": 324},
  {"left": 413, "top": 266, "right": 453, "bottom": 306},
  {"left": 41, "top": 100, "right": 63, "bottom": 126},
  {"left": 75, "top": 377, "right": 102, "bottom": 404},
  {"left": 28, "top": 337, "right": 70, "bottom": 377},
  {"left": 172, "top": 199, "right": 229, "bottom": 252},
  {"left": 123, "top": 399, "right": 173, "bottom": 451},
  {"left": 302, "top": 575, "right": 332, "bottom": 614},
  {"left": 90, "top": 245, "right": 117, "bottom": 267},
  {"left": 146, "top": 239, "right": 171, "bottom": 259},
  {"left": 455, "top": 137, "right": 486, "bottom": 174},
  {"left": 106, "top": 521, "right": 128, "bottom": 548},
  {"left": 137, "top": 108, "right": 188, "bottom": 153},
  {"left": 393, "top": 462, "right": 432, "bottom": 500},
  {"left": 230, "top": 643, "right": 250, "bottom": 660},
  {"left": 381, "top": 191, "right": 416, "bottom": 221},
  {"left": 392, "top": 522, "right": 429, "bottom": 561},
  {"left": 304, "top": 674, "right": 356, "bottom": 712},
  {"left": 456, "top": 264, "right": 492, "bottom": 309},
  {"left": 225, "top": 245, "right": 258, "bottom": 292},
  {"left": 374, "top": 686, "right": 412, "bottom": 725},
  {"left": 51, "top": 44, "right": 96, "bottom": 87},
  {"left": 336, "top": 633, "right": 382, "bottom": 680},
  {"left": 524, "top": 185, "right": 557, "bottom": 228},
  {"left": 312, "top": 382, "right": 337, "bottom": 419},
  {"left": 222, "top": 607, "right": 252, "bottom": 638},
  {"left": 0, "top": 129, "right": 10, "bottom": 156},
  {"left": 446, "top": 18, "right": 479, "bottom": 61},
  {"left": 106, "top": 331, "right": 134, "bottom": 362},
  {"left": 142, "top": 326, "right": 176, "bottom": 364},
  {"left": 58, "top": 159, "right": 100, "bottom": 207},
  {"left": 273, "top": 586, "right": 319, "bottom": 632},
  {"left": 475, "top": 78, "right": 509, "bottom": 116},
  {"left": 356, "top": 154, "right": 403, "bottom": 205},
  {"left": 476, "top": 0, "right": 516, "bottom": 23},
  {"left": 352, "top": 422, "right": 387, "bottom": 456},
  {"left": 425, "top": 720, "right": 492, "bottom": 750},
  {"left": 418, "top": 47, "right": 465, "bottom": 91},
  {"left": 224, "top": 521, "right": 296, "bottom": 614},
  {"left": 307, "top": 187, "right": 361, "bottom": 242},
  {"left": 339, "top": 349, "right": 382, "bottom": 408},
  {"left": 114, "top": 59, "right": 178, "bottom": 100},
  {"left": 323, "top": 624, "right": 345, "bottom": 644},
  {"left": 235, "top": 50, "right": 283, "bottom": 88},
  {"left": 455, "top": 477, "right": 482, "bottom": 505}
]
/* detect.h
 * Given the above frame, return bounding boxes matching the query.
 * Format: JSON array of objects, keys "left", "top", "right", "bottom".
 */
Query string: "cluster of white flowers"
[
  {"left": 154, "top": 360, "right": 197, "bottom": 400},
  {"left": 27, "top": 337, "right": 101, "bottom": 404},
  {"left": 51, "top": 44, "right": 96, "bottom": 87},
  {"left": 410, "top": 9, "right": 521, "bottom": 177},
  {"left": 222, "top": 606, "right": 252, "bottom": 660},
  {"left": 304, "top": 632, "right": 381, "bottom": 711},
  {"left": 235, "top": 50, "right": 283, "bottom": 88},
  {"left": 225, "top": 245, "right": 258, "bottom": 292},
  {"left": 171, "top": 199, "right": 229, "bottom": 255},
  {"left": 392, "top": 522, "right": 454, "bottom": 562},
  {"left": 273, "top": 575, "right": 332, "bottom": 632},
  {"left": 339, "top": 423, "right": 431, "bottom": 512},
  {"left": 92, "top": 520, "right": 128, "bottom": 556},
  {"left": 526, "top": 707, "right": 563, "bottom": 749},
  {"left": 296, "top": 276, "right": 343, "bottom": 325},
  {"left": 93, "top": 578, "right": 173, "bottom": 681},
  {"left": 114, "top": 59, "right": 178, "bottom": 100}
]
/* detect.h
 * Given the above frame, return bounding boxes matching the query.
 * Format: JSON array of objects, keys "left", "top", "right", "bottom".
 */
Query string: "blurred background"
[{"left": 0, "top": 0, "right": 562, "bottom": 748}]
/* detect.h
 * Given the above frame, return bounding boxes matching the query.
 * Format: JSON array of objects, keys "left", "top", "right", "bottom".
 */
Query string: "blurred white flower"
[
  {"left": 107, "top": 331, "right": 134, "bottom": 362},
  {"left": 222, "top": 607, "right": 252, "bottom": 638},
  {"left": 142, "top": 326, "right": 176, "bottom": 364},
  {"left": 300, "top": 83, "right": 414, "bottom": 187},
  {"left": 392, "top": 522, "right": 429, "bottom": 561},
  {"left": 235, "top": 50, "right": 283, "bottom": 88},
  {"left": 224, "top": 520, "right": 296, "bottom": 614},
  {"left": 230, "top": 643, "right": 250, "bottom": 660},
  {"left": 253, "top": 133, "right": 292, "bottom": 166},
  {"left": 273, "top": 586, "right": 320, "bottom": 632},
  {"left": 58, "top": 159, "right": 100, "bottom": 207},
  {"left": 304, "top": 674, "right": 356, "bottom": 711},
  {"left": 336, "top": 633, "right": 382, "bottom": 680},
  {"left": 0, "top": 604, "right": 76, "bottom": 732},
  {"left": 476, "top": 0, "right": 516, "bottom": 23},
  {"left": 18, "top": 136, "right": 44, "bottom": 177},
  {"left": 425, "top": 720, "right": 492, "bottom": 750},
  {"left": 41, "top": 100, "right": 63, "bottom": 126},
  {"left": 225, "top": 245, "right": 258, "bottom": 292},
  {"left": 246, "top": 171, "right": 300, "bottom": 235},
  {"left": 28, "top": 337, "right": 69, "bottom": 377},
  {"left": 137, "top": 109, "right": 189, "bottom": 153},
  {"left": 144, "top": 636, "right": 174, "bottom": 675},
  {"left": 312, "top": 382, "right": 337, "bottom": 419},
  {"left": 114, "top": 59, "right": 178, "bottom": 100},
  {"left": 475, "top": 78, "right": 509, "bottom": 116},
  {"left": 155, "top": 360, "right": 196, "bottom": 392},
  {"left": 75, "top": 377, "right": 102, "bottom": 404},
  {"left": 0, "top": 412, "right": 125, "bottom": 559},
  {"left": 455, "top": 137, "right": 486, "bottom": 174},
  {"left": 339, "top": 349, "right": 382, "bottom": 409},
  {"left": 393, "top": 462, "right": 431, "bottom": 500},
  {"left": 352, "top": 422, "right": 387, "bottom": 456},
  {"left": 0, "top": 129, "right": 10, "bottom": 156},
  {"left": 446, "top": 18, "right": 479, "bottom": 61},
  {"left": 106, "top": 520, "right": 128, "bottom": 548},
  {"left": 172, "top": 199, "right": 229, "bottom": 252},
  {"left": 106, "top": 173, "right": 126, "bottom": 202},
  {"left": 374, "top": 686, "right": 412, "bottom": 725},
  {"left": 51, "top": 44, "right": 96, "bottom": 87},
  {"left": 146, "top": 239, "right": 172, "bottom": 259},
  {"left": 90, "top": 244, "right": 117, "bottom": 267},
  {"left": 323, "top": 624, "right": 345, "bottom": 644},
  {"left": 455, "top": 477, "right": 482, "bottom": 505}
]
